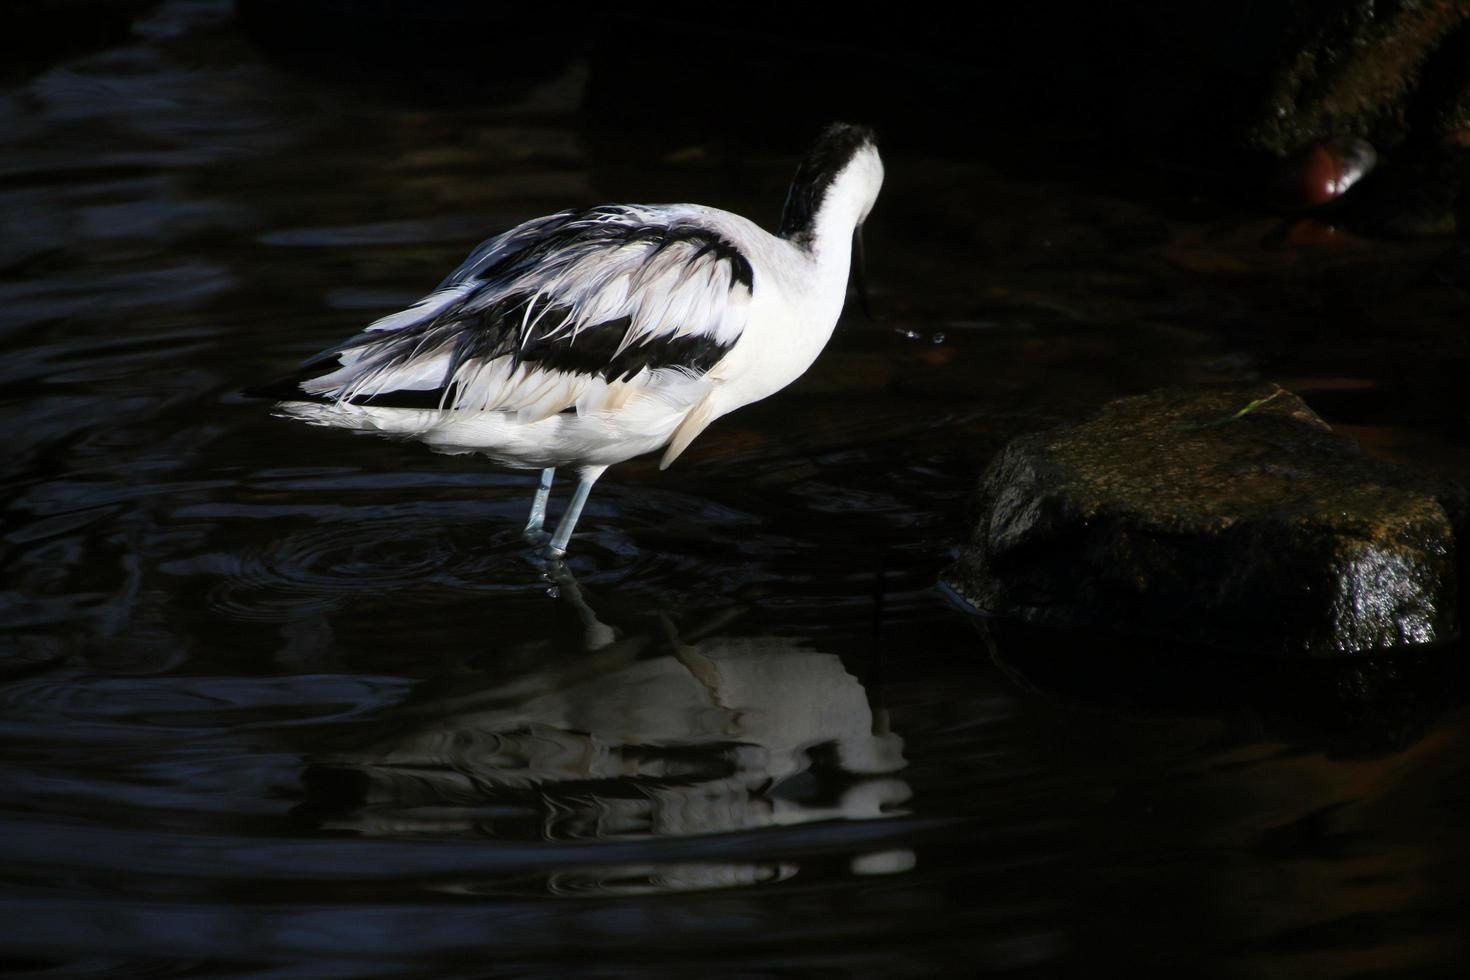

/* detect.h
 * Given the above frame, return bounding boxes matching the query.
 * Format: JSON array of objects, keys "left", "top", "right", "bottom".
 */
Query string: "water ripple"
[{"left": 197, "top": 515, "right": 536, "bottom": 621}]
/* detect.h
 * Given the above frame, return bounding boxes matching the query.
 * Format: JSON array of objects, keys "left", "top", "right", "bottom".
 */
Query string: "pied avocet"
[{"left": 257, "top": 122, "right": 883, "bottom": 558}]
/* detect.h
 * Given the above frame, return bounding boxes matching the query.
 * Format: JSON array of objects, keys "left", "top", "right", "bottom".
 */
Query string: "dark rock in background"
[
  {"left": 946, "top": 384, "right": 1466, "bottom": 657},
  {"left": 1228, "top": 0, "right": 1470, "bottom": 235},
  {"left": 1246, "top": 1, "right": 1470, "bottom": 155}
]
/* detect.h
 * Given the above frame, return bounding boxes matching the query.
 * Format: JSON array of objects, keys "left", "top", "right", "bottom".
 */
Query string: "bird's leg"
[
  {"left": 523, "top": 467, "right": 556, "bottom": 539},
  {"left": 545, "top": 465, "right": 607, "bottom": 560}
]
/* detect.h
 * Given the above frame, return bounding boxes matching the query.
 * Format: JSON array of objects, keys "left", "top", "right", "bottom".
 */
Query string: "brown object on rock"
[{"left": 1274, "top": 137, "right": 1377, "bottom": 209}]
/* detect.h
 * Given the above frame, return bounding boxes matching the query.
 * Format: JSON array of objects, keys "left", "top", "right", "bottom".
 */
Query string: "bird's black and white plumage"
[{"left": 260, "top": 123, "right": 884, "bottom": 558}]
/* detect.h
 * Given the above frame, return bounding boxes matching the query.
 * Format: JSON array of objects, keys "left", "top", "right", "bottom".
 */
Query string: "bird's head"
[
  {"left": 778, "top": 122, "right": 882, "bottom": 246},
  {"left": 779, "top": 123, "right": 883, "bottom": 318}
]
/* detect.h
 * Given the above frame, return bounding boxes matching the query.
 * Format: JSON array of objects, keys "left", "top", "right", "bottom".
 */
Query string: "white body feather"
[{"left": 275, "top": 143, "right": 884, "bottom": 475}]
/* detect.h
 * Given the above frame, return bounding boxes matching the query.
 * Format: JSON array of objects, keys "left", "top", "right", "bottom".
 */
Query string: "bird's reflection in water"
[{"left": 300, "top": 567, "right": 910, "bottom": 895}]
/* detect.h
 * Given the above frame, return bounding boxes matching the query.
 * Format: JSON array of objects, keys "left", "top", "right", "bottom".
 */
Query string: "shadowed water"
[{"left": 4, "top": 3, "right": 1470, "bottom": 977}]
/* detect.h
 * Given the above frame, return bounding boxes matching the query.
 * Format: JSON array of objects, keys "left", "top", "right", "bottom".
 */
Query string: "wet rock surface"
[{"left": 946, "top": 384, "right": 1467, "bottom": 657}]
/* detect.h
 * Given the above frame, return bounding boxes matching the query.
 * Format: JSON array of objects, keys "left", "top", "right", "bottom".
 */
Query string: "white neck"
[
  {"left": 779, "top": 143, "right": 884, "bottom": 250},
  {"left": 802, "top": 151, "right": 883, "bottom": 280}
]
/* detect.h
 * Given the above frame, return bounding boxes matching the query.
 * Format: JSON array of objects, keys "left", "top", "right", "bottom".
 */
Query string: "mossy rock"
[{"left": 945, "top": 383, "right": 1466, "bottom": 657}]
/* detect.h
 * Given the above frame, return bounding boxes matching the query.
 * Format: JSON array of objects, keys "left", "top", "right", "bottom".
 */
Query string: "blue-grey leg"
[
  {"left": 546, "top": 465, "right": 607, "bottom": 559},
  {"left": 524, "top": 467, "right": 556, "bottom": 537}
]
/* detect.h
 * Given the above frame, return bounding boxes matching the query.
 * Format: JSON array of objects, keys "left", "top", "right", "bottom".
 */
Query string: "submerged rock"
[
  {"left": 978, "top": 619, "right": 1470, "bottom": 758},
  {"left": 945, "top": 384, "right": 1465, "bottom": 657}
]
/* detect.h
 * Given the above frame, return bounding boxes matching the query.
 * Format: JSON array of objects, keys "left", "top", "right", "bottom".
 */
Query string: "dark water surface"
[{"left": 5, "top": 3, "right": 1470, "bottom": 977}]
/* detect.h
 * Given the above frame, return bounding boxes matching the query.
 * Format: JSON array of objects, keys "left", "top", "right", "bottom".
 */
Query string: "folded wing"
[{"left": 282, "top": 205, "right": 754, "bottom": 423}]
